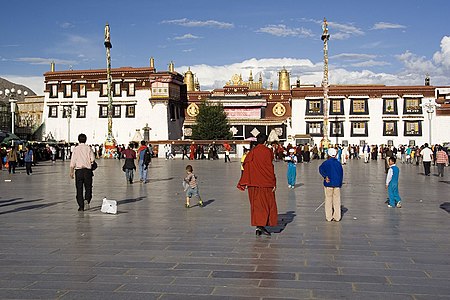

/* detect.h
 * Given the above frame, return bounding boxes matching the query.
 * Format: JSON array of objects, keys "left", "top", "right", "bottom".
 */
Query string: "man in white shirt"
[{"left": 421, "top": 143, "right": 433, "bottom": 176}]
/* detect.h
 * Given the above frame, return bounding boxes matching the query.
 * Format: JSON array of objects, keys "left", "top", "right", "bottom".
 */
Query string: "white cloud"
[
  {"left": 162, "top": 18, "right": 233, "bottom": 29},
  {"left": 331, "top": 53, "right": 377, "bottom": 61},
  {"left": 257, "top": 24, "right": 314, "bottom": 38},
  {"left": 173, "top": 33, "right": 201, "bottom": 40},
  {"left": 433, "top": 36, "right": 450, "bottom": 69},
  {"left": 59, "top": 22, "right": 74, "bottom": 29},
  {"left": 15, "top": 57, "right": 76, "bottom": 65},
  {"left": 0, "top": 75, "right": 44, "bottom": 94},
  {"left": 350, "top": 60, "right": 390, "bottom": 67},
  {"left": 372, "top": 22, "right": 406, "bottom": 30},
  {"left": 329, "top": 22, "right": 364, "bottom": 40},
  {"left": 396, "top": 50, "right": 435, "bottom": 75}
]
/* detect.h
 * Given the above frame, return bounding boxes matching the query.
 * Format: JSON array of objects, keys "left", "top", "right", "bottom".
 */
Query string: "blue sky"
[{"left": 1, "top": 0, "right": 450, "bottom": 94}]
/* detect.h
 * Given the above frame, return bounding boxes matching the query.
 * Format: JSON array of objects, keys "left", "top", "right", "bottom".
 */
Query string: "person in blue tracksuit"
[
  {"left": 386, "top": 156, "right": 402, "bottom": 208},
  {"left": 286, "top": 148, "right": 298, "bottom": 189}
]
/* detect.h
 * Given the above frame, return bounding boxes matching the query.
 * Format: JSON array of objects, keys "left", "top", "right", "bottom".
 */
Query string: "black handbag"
[{"left": 91, "top": 161, "right": 98, "bottom": 171}]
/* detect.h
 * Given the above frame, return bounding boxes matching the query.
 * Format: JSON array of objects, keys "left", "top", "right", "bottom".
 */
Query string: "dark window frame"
[
  {"left": 350, "top": 121, "right": 369, "bottom": 137},
  {"left": 305, "top": 121, "right": 323, "bottom": 137},
  {"left": 77, "top": 106, "right": 86, "bottom": 118},
  {"left": 350, "top": 98, "right": 369, "bottom": 115},
  {"left": 330, "top": 121, "right": 344, "bottom": 137},
  {"left": 48, "top": 106, "right": 58, "bottom": 118},
  {"left": 383, "top": 120, "right": 398, "bottom": 136},
  {"left": 125, "top": 105, "right": 135, "bottom": 118},
  {"left": 127, "top": 82, "right": 136, "bottom": 96},
  {"left": 63, "top": 84, "right": 72, "bottom": 98},
  {"left": 383, "top": 98, "right": 398, "bottom": 115},
  {"left": 49, "top": 84, "right": 58, "bottom": 98},
  {"left": 403, "top": 98, "right": 423, "bottom": 114},
  {"left": 100, "top": 83, "right": 108, "bottom": 97},
  {"left": 78, "top": 83, "right": 87, "bottom": 98},
  {"left": 113, "top": 105, "right": 121, "bottom": 118},
  {"left": 404, "top": 120, "right": 422, "bottom": 136},
  {"left": 329, "top": 99, "right": 344, "bottom": 115},
  {"left": 113, "top": 82, "right": 121, "bottom": 97},
  {"left": 306, "top": 99, "right": 323, "bottom": 115},
  {"left": 99, "top": 105, "right": 108, "bottom": 118}
]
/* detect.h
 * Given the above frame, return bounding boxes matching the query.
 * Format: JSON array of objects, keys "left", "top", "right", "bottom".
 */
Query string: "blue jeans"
[
  {"left": 287, "top": 163, "right": 296, "bottom": 186},
  {"left": 139, "top": 163, "right": 148, "bottom": 182}
]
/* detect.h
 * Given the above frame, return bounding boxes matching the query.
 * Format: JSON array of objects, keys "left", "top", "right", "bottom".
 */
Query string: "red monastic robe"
[{"left": 237, "top": 144, "right": 278, "bottom": 226}]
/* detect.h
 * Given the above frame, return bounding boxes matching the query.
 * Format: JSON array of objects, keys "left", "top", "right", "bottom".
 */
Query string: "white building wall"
[
  {"left": 290, "top": 92, "right": 450, "bottom": 147},
  {"left": 43, "top": 88, "right": 170, "bottom": 145}
]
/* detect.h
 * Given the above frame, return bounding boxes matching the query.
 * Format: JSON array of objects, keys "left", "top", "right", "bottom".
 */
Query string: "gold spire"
[
  {"left": 278, "top": 67, "right": 290, "bottom": 90},
  {"left": 249, "top": 70, "right": 253, "bottom": 82},
  {"left": 184, "top": 67, "right": 195, "bottom": 92},
  {"left": 150, "top": 57, "right": 155, "bottom": 69},
  {"left": 50, "top": 61, "right": 55, "bottom": 72},
  {"left": 168, "top": 61, "right": 174, "bottom": 73}
]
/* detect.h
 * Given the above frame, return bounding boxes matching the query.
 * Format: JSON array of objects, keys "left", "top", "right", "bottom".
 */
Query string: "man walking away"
[
  {"left": 436, "top": 146, "right": 448, "bottom": 177},
  {"left": 70, "top": 134, "right": 95, "bottom": 211},
  {"left": 421, "top": 143, "right": 433, "bottom": 176},
  {"left": 319, "top": 148, "right": 344, "bottom": 222}
]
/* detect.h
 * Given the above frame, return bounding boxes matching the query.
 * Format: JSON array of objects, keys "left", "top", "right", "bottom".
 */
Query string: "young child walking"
[
  {"left": 286, "top": 148, "right": 298, "bottom": 189},
  {"left": 184, "top": 165, "right": 203, "bottom": 208},
  {"left": 386, "top": 157, "right": 402, "bottom": 208}
]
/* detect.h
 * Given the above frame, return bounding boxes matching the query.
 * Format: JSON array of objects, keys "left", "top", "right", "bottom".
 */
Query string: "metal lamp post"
[
  {"left": 61, "top": 105, "right": 75, "bottom": 143},
  {"left": 420, "top": 98, "right": 441, "bottom": 145},
  {"left": 0, "top": 88, "right": 28, "bottom": 134}
]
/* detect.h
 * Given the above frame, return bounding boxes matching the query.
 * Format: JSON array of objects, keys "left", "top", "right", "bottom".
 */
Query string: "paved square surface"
[{"left": 1, "top": 156, "right": 449, "bottom": 299}]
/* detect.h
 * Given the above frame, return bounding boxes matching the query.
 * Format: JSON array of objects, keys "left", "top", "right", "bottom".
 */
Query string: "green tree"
[{"left": 191, "top": 101, "right": 232, "bottom": 140}]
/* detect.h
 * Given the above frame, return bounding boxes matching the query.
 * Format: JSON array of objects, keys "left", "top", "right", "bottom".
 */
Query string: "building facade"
[
  {"left": 42, "top": 61, "right": 187, "bottom": 145},
  {"left": 184, "top": 69, "right": 292, "bottom": 144},
  {"left": 290, "top": 84, "right": 450, "bottom": 146}
]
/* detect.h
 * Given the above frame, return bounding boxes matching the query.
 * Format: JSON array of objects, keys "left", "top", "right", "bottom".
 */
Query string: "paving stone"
[{"left": 1, "top": 158, "right": 449, "bottom": 299}]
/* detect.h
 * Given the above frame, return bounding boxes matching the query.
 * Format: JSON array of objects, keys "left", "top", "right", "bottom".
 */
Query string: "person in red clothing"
[
  {"left": 237, "top": 134, "right": 278, "bottom": 236},
  {"left": 121, "top": 144, "right": 136, "bottom": 184},
  {"left": 189, "top": 142, "right": 196, "bottom": 160}
]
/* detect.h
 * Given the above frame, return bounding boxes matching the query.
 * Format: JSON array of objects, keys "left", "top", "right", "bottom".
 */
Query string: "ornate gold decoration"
[
  {"left": 273, "top": 102, "right": 286, "bottom": 117},
  {"left": 187, "top": 103, "right": 200, "bottom": 117},
  {"left": 231, "top": 74, "right": 241, "bottom": 85},
  {"left": 197, "top": 95, "right": 202, "bottom": 100}
]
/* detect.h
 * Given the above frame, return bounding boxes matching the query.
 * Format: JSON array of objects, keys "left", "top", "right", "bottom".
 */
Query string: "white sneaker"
[
  {"left": 396, "top": 202, "right": 402, "bottom": 208},
  {"left": 288, "top": 185, "right": 292, "bottom": 188},
  {"left": 387, "top": 204, "right": 393, "bottom": 208}
]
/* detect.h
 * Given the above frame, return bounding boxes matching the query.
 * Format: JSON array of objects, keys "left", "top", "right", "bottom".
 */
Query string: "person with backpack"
[{"left": 137, "top": 140, "right": 151, "bottom": 184}]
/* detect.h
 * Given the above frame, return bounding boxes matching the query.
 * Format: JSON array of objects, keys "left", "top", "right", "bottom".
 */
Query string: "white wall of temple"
[
  {"left": 43, "top": 89, "right": 170, "bottom": 145},
  {"left": 290, "top": 96, "right": 449, "bottom": 147}
]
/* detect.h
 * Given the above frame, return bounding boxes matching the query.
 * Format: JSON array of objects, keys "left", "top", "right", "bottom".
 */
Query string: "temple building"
[
  {"left": 185, "top": 68, "right": 450, "bottom": 147},
  {"left": 183, "top": 68, "right": 292, "bottom": 143},
  {"left": 42, "top": 59, "right": 187, "bottom": 144}
]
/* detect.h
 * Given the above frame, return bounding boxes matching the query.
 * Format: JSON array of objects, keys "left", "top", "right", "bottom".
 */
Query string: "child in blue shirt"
[{"left": 386, "top": 157, "right": 401, "bottom": 208}]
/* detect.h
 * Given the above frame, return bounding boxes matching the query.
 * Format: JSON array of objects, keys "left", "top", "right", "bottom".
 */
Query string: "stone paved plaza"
[{"left": 1, "top": 156, "right": 450, "bottom": 299}]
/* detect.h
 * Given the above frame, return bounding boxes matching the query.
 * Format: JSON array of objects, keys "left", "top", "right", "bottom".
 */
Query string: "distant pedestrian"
[
  {"left": 286, "top": 148, "right": 297, "bottom": 189},
  {"left": 69, "top": 134, "right": 95, "bottom": 211},
  {"left": 122, "top": 144, "right": 136, "bottom": 184},
  {"left": 137, "top": 140, "right": 151, "bottom": 183},
  {"left": 319, "top": 148, "right": 343, "bottom": 222},
  {"left": 241, "top": 147, "right": 248, "bottom": 175},
  {"left": 6, "top": 146, "right": 18, "bottom": 174},
  {"left": 237, "top": 134, "right": 278, "bottom": 236},
  {"left": 224, "top": 143, "right": 231, "bottom": 163},
  {"left": 436, "top": 146, "right": 448, "bottom": 177},
  {"left": 421, "top": 143, "right": 433, "bottom": 176},
  {"left": 386, "top": 157, "right": 401, "bottom": 208},
  {"left": 24, "top": 145, "right": 34, "bottom": 175},
  {"left": 184, "top": 165, "right": 203, "bottom": 208}
]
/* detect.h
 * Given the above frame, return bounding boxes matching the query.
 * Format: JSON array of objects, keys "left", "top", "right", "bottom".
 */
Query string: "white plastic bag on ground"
[{"left": 101, "top": 198, "right": 117, "bottom": 214}]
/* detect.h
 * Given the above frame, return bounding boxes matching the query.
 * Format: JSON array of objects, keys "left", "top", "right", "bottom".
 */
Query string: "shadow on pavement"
[
  {"left": 271, "top": 210, "right": 296, "bottom": 233},
  {"left": 0, "top": 202, "right": 62, "bottom": 215},
  {"left": 0, "top": 198, "right": 44, "bottom": 208},
  {"left": 117, "top": 197, "right": 146, "bottom": 205},
  {"left": 0, "top": 197, "right": 23, "bottom": 204},
  {"left": 439, "top": 202, "right": 450, "bottom": 213}
]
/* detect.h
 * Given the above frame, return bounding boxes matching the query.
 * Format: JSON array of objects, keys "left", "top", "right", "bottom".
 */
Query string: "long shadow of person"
[
  {"left": 191, "top": 199, "right": 215, "bottom": 208},
  {"left": 341, "top": 205, "right": 348, "bottom": 219},
  {"left": 270, "top": 211, "right": 296, "bottom": 233},
  {"left": 439, "top": 202, "right": 450, "bottom": 213}
]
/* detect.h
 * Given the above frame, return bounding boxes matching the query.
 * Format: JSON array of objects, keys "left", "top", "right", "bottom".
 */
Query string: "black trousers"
[
  {"left": 75, "top": 169, "right": 93, "bottom": 209},
  {"left": 8, "top": 161, "right": 16, "bottom": 173},
  {"left": 423, "top": 161, "right": 431, "bottom": 175},
  {"left": 25, "top": 162, "right": 32, "bottom": 175}
]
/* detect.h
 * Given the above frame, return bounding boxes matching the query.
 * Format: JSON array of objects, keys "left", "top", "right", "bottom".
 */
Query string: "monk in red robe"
[{"left": 237, "top": 134, "right": 278, "bottom": 236}]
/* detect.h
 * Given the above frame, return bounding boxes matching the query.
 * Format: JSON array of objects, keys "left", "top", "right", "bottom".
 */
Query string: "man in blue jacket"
[{"left": 319, "top": 148, "right": 344, "bottom": 221}]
